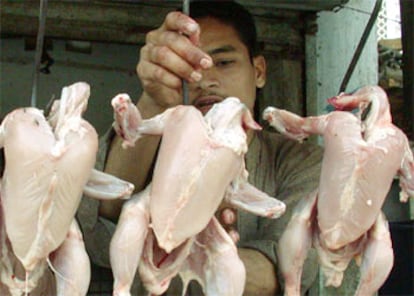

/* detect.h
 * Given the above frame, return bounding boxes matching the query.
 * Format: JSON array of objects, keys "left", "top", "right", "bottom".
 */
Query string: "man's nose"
[{"left": 192, "top": 67, "right": 219, "bottom": 90}]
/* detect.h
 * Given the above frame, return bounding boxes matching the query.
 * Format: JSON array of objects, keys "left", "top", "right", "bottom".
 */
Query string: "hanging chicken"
[
  {"left": 263, "top": 85, "right": 414, "bottom": 295},
  {"left": 0, "top": 82, "right": 134, "bottom": 295},
  {"left": 109, "top": 95, "right": 286, "bottom": 295}
]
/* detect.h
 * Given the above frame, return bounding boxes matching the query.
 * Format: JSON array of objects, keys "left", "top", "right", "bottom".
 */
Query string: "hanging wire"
[
  {"left": 339, "top": 0, "right": 384, "bottom": 93},
  {"left": 182, "top": 0, "right": 190, "bottom": 105},
  {"left": 31, "top": 0, "right": 48, "bottom": 108}
]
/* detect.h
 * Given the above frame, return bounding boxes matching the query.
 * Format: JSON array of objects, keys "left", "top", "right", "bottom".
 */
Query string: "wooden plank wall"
[{"left": 1, "top": 2, "right": 311, "bottom": 122}]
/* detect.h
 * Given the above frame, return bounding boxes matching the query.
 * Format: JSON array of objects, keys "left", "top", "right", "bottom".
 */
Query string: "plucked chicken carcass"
[
  {"left": 1, "top": 184, "right": 56, "bottom": 296},
  {"left": 263, "top": 85, "right": 414, "bottom": 296},
  {"left": 109, "top": 95, "right": 286, "bottom": 296},
  {"left": 111, "top": 187, "right": 245, "bottom": 296},
  {"left": 0, "top": 82, "right": 134, "bottom": 295}
]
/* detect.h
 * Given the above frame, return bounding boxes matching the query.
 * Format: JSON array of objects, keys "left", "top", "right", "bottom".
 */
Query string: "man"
[{"left": 78, "top": 1, "right": 322, "bottom": 295}]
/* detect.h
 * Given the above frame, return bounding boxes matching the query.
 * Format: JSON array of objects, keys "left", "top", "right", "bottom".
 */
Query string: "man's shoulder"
[
  {"left": 248, "top": 129, "right": 323, "bottom": 174},
  {"left": 253, "top": 129, "right": 322, "bottom": 155}
]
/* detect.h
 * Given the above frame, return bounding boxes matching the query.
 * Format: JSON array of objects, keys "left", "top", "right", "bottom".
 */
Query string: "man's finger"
[
  {"left": 221, "top": 208, "right": 237, "bottom": 225},
  {"left": 228, "top": 228, "right": 240, "bottom": 244},
  {"left": 162, "top": 11, "right": 200, "bottom": 41},
  {"left": 137, "top": 60, "right": 182, "bottom": 90}
]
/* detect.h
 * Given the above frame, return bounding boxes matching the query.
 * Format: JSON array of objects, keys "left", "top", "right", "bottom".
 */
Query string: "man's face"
[{"left": 189, "top": 17, "right": 266, "bottom": 115}]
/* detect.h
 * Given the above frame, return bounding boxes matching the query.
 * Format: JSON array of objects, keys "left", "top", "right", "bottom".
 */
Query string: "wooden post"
[{"left": 400, "top": 0, "right": 414, "bottom": 139}]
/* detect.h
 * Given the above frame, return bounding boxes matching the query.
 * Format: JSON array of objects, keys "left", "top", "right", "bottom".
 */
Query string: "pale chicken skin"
[
  {"left": 0, "top": 82, "right": 134, "bottom": 295},
  {"left": 263, "top": 85, "right": 414, "bottom": 295},
  {"left": 49, "top": 220, "right": 91, "bottom": 296},
  {"left": 179, "top": 217, "right": 246, "bottom": 296},
  {"left": 110, "top": 95, "right": 286, "bottom": 296},
  {"left": 0, "top": 83, "right": 98, "bottom": 274}
]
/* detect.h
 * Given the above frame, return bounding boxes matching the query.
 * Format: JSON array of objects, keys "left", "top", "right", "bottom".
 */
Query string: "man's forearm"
[
  {"left": 98, "top": 133, "right": 160, "bottom": 221},
  {"left": 238, "top": 247, "right": 279, "bottom": 295},
  {"left": 98, "top": 93, "right": 163, "bottom": 221}
]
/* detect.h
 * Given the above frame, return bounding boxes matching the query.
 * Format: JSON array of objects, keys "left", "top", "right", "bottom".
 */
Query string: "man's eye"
[{"left": 215, "top": 60, "right": 235, "bottom": 67}]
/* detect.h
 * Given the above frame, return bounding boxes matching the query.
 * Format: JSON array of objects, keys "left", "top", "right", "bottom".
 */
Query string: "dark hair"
[{"left": 189, "top": 0, "right": 260, "bottom": 61}]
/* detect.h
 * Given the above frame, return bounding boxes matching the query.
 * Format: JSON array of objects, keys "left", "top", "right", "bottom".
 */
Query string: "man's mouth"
[{"left": 193, "top": 95, "right": 223, "bottom": 114}]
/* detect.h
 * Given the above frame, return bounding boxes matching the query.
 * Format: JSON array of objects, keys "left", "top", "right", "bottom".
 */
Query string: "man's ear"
[{"left": 253, "top": 55, "right": 266, "bottom": 89}]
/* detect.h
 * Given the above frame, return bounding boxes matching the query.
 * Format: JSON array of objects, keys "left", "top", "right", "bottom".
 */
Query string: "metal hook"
[
  {"left": 182, "top": 0, "right": 190, "bottom": 105},
  {"left": 31, "top": 0, "right": 48, "bottom": 108}
]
